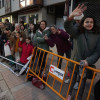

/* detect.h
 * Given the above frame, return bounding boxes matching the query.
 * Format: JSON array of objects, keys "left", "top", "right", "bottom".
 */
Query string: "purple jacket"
[{"left": 46, "top": 29, "right": 71, "bottom": 53}]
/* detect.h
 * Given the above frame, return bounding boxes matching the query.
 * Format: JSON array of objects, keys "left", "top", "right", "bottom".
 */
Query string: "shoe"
[
  {"left": 1, "top": 59, "right": 6, "bottom": 62},
  {"left": 67, "top": 95, "right": 71, "bottom": 100},
  {"left": 5, "top": 60, "right": 9, "bottom": 63},
  {"left": 14, "top": 69, "right": 20, "bottom": 72},
  {"left": 64, "top": 79, "right": 70, "bottom": 84},
  {"left": 73, "top": 82, "right": 79, "bottom": 90}
]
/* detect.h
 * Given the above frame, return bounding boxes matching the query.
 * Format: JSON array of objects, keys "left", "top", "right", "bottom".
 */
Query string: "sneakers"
[
  {"left": 73, "top": 82, "right": 79, "bottom": 90},
  {"left": 67, "top": 95, "right": 71, "bottom": 100},
  {"left": 64, "top": 79, "right": 70, "bottom": 84}
]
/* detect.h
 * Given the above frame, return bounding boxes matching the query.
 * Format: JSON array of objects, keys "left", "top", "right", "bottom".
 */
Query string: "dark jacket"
[
  {"left": 64, "top": 19, "right": 100, "bottom": 71},
  {"left": 46, "top": 29, "right": 71, "bottom": 53}
]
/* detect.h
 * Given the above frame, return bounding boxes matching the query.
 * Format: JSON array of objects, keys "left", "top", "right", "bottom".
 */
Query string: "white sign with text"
[{"left": 49, "top": 64, "right": 65, "bottom": 80}]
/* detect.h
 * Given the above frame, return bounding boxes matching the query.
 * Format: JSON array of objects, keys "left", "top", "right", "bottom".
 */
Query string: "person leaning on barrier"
[
  {"left": 64, "top": 4, "right": 100, "bottom": 100},
  {"left": 44, "top": 25, "right": 71, "bottom": 69},
  {"left": 34, "top": 20, "right": 51, "bottom": 74}
]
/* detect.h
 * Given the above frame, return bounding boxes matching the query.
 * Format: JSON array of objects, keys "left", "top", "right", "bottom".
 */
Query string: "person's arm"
[
  {"left": 85, "top": 37, "right": 100, "bottom": 65},
  {"left": 64, "top": 4, "right": 87, "bottom": 38},
  {"left": 18, "top": 37, "right": 24, "bottom": 48},
  {"left": 34, "top": 29, "right": 51, "bottom": 43},
  {"left": 46, "top": 38, "right": 55, "bottom": 47},
  {"left": 34, "top": 31, "right": 45, "bottom": 43},
  {"left": 58, "top": 29, "right": 69, "bottom": 40}
]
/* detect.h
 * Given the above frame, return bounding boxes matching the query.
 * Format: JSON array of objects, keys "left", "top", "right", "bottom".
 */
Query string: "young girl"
[
  {"left": 14, "top": 37, "right": 33, "bottom": 72},
  {"left": 64, "top": 4, "right": 100, "bottom": 100}
]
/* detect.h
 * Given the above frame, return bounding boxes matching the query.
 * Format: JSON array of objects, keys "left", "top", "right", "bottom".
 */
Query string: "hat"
[{"left": 74, "top": 13, "right": 84, "bottom": 20}]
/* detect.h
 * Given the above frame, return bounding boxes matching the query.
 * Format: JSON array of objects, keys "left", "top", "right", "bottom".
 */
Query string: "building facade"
[{"left": 0, "top": 0, "right": 67, "bottom": 28}]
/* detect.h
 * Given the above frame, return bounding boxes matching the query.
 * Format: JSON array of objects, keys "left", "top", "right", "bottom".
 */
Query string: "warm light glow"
[
  {"left": 20, "top": 0, "right": 25, "bottom": 8},
  {"left": 20, "top": 0, "right": 33, "bottom": 8}
]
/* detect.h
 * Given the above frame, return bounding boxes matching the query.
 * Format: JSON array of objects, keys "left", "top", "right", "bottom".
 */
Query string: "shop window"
[
  {"left": 26, "top": 0, "right": 33, "bottom": 6},
  {"left": 19, "top": 16, "right": 26, "bottom": 23},
  {"left": 20, "top": 0, "right": 25, "bottom": 8},
  {"left": 29, "top": 14, "right": 38, "bottom": 24}
]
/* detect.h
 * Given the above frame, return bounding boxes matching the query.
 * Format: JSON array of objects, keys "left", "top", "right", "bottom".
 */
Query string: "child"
[{"left": 14, "top": 37, "right": 33, "bottom": 72}]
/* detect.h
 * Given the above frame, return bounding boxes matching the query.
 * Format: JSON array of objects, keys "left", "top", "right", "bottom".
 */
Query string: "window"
[
  {"left": 26, "top": 0, "right": 33, "bottom": 6},
  {"left": 20, "top": 0, "right": 33, "bottom": 8},
  {"left": 0, "top": 0, "right": 1, "bottom": 9},
  {"left": 2, "top": 0, "right": 4, "bottom": 7},
  {"left": 0, "top": 0, "right": 4, "bottom": 8}
]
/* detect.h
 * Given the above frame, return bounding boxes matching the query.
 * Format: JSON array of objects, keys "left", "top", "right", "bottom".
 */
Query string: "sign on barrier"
[
  {"left": 49, "top": 64, "right": 65, "bottom": 80},
  {"left": 26, "top": 47, "right": 99, "bottom": 100}
]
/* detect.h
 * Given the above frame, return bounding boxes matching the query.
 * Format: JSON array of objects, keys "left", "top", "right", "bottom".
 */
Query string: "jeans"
[
  {"left": 57, "top": 50, "right": 71, "bottom": 69},
  {"left": 69, "top": 71, "right": 87, "bottom": 100}
]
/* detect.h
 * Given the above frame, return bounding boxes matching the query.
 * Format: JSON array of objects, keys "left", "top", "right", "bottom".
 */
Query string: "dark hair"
[
  {"left": 20, "top": 25, "right": 25, "bottom": 29},
  {"left": 40, "top": 20, "right": 47, "bottom": 27},
  {"left": 79, "top": 16, "right": 100, "bottom": 34},
  {"left": 19, "top": 20, "right": 24, "bottom": 26},
  {"left": 6, "top": 28, "right": 10, "bottom": 31},
  {"left": 29, "top": 23, "right": 36, "bottom": 33},
  {"left": 26, "top": 37, "right": 31, "bottom": 40},
  {"left": 5, "top": 19, "right": 9, "bottom": 23},
  {"left": 39, "top": 20, "right": 47, "bottom": 31}
]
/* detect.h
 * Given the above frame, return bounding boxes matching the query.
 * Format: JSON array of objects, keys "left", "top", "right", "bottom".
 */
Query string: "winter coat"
[
  {"left": 1, "top": 33, "right": 8, "bottom": 47},
  {"left": 46, "top": 29, "right": 71, "bottom": 53},
  {"left": 34, "top": 27, "right": 51, "bottom": 51},
  {"left": 18, "top": 41, "right": 33, "bottom": 64},
  {"left": 64, "top": 19, "right": 100, "bottom": 72},
  {"left": 27, "top": 29, "right": 36, "bottom": 46}
]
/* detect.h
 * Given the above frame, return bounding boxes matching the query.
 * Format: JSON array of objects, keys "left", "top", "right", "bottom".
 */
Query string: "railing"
[{"left": 26, "top": 47, "right": 100, "bottom": 100}]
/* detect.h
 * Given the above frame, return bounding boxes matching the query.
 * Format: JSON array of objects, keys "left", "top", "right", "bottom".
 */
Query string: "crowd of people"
[{"left": 0, "top": 3, "right": 100, "bottom": 100}]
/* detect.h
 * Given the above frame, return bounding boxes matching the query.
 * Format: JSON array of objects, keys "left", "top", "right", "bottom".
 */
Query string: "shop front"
[{"left": 18, "top": 0, "right": 43, "bottom": 27}]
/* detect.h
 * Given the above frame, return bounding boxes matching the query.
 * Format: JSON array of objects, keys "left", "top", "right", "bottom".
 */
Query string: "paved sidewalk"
[
  {"left": 0, "top": 57, "right": 100, "bottom": 100},
  {"left": 0, "top": 62, "right": 61, "bottom": 100}
]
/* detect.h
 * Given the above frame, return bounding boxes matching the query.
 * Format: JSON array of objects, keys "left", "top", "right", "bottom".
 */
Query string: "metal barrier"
[
  {"left": 26, "top": 47, "right": 100, "bottom": 100},
  {"left": 0, "top": 55, "right": 31, "bottom": 76}
]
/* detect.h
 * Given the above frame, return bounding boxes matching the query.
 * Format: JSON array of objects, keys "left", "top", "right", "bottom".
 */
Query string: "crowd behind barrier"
[
  {"left": 0, "top": 5, "right": 100, "bottom": 99},
  {"left": 27, "top": 47, "right": 100, "bottom": 100}
]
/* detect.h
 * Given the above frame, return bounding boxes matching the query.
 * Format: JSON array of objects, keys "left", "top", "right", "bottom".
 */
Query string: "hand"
[
  {"left": 80, "top": 60, "right": 88, "bottom": 66},
  {"left": 3, "top": 40, "right": 6, "bottom": 42},
  {"left": 69, "top": 4, "right": 87, "bottom": 19},
  {"left": 44, "top": 35, "right": 49, "bottom": 40},
  {"left": 5, "top": 43, "right": 7, "bottom": 46},
  {"left": 57, "top": 30, "right": 61, "bottom": 34},
  {"left": 20, "top": 37, "right": 23, "bottom": 41}
]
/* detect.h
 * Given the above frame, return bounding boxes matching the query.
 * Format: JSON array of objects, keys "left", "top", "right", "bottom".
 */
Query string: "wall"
[
  {"left": 42, "top": 7, "right": 55, "bottom": 26},
  {"left": 0, "top": 7, "right": 5, "bottom": 16},
  {"left": 44, "top": 0, "right": 66, "bottom": 6}
]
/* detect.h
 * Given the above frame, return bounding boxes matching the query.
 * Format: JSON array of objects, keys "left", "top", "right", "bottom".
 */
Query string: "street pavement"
[{"left": 0, "top": 57, "right": 100, "bottom": 100}]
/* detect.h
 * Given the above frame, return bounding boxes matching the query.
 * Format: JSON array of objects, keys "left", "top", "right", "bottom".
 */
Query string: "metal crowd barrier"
[
  {"left": 26, "top": 47, "right": 100, "bottom": 100},
  {"left": 0, "top": 55, "right": 30, "bottom": 76}
]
